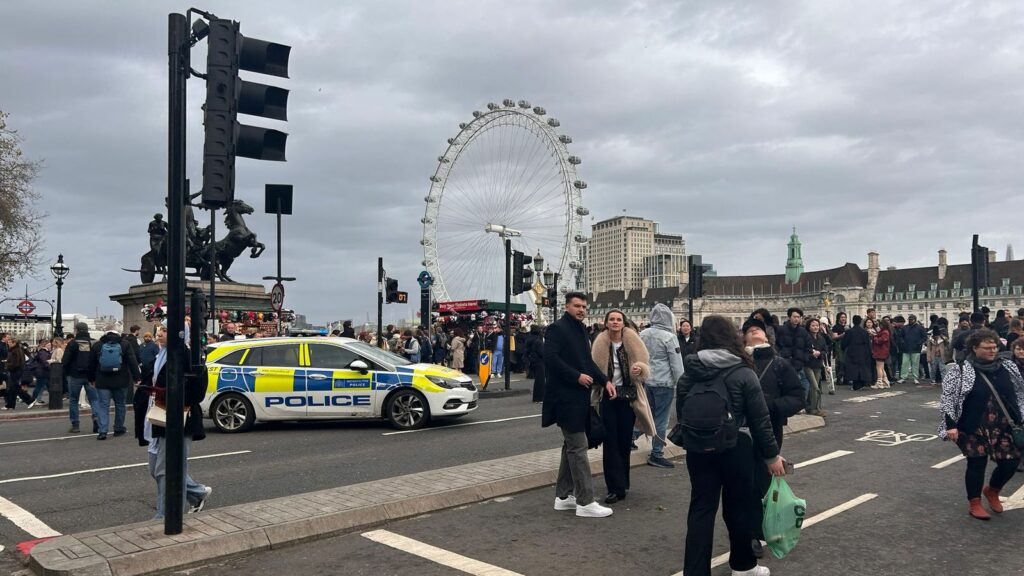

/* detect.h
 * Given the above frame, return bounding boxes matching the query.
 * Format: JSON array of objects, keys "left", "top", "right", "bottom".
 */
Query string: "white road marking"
[
  {"left": 362, "top": 529, "right": 523, "bottom": 575},
  {"left": 794, "top": 450, "right": 854, "bottom": 469},
  {"left": 844, "top": 391, "right": 906, "bottom": 403},
  {"left": 0, "top": 451, "right": 251, "bottom": 484},
  {"left": 1002, "top": 483, "right": 1024, "bottom": 511},
  {"left": 675, "top": 493, "right": 879, "bottom": 573},
  {"left": 382, "top": 414, "right": 541, "bottom": 435},
  {"left": 932, "top": 455, "right": 965, "bottom": 469},
  {"left": 0, "top": 495, "right": 61, "bottom": 538},
  {"left": 856, "top": 430, "right": 936, "bottom": 446},
  {"left": 0, "top": 435, "right": 92, "bottom": 447}
]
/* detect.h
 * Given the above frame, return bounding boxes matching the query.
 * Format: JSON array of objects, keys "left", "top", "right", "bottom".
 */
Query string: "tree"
[{"left": 0, "top": 111, "right": 44, "bottom": 291}]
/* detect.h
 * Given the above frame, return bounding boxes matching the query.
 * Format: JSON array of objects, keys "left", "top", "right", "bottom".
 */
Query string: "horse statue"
[{"left": 204, "top": 198, "right": 266, "bottom": 282}]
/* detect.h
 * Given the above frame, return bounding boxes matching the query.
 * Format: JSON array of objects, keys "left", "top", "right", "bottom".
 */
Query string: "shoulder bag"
[{"left": 978, "top": 372, "right": 1024, "bottom": 449}]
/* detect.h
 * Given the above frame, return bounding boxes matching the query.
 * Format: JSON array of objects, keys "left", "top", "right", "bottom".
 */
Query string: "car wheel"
[
  {"left": 386, "top": 389, "right": 430, "bottom": 431},
  {"left": 211, "top": 393, "right": 255, "bottom": 433}
]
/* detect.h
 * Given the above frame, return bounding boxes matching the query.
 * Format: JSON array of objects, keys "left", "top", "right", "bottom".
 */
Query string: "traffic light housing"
[
  {"left": 972, "top": 243, "right": 990, "bottom": 290},
  {"left": 688, "top": 255, "right": 705, "bottom": 299},
  {"left": 512, "top": 251, "right": 533, "bottom": 295},
  {"left": 385, "top": 277, "right": 399, "bottom": 303},
  {"left": 201, "top": 18, "right": 290, "bottom": 208}
]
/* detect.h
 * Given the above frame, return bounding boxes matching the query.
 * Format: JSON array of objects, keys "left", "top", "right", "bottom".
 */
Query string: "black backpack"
[{"left": 679, "top": 365, "right": 744, "bottom": 454}]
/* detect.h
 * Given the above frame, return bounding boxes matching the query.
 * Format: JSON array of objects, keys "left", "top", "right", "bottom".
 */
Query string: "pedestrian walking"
[
  {"left": 541, "top": 292, "right": 613, "bottom": 518},
  {"left": 2, "top": 335, "right": 34, "bottom": 410},
  {"left": 869, "top": 318, "right": 891, "bottom": 389},
  {"left": 678, "top": 319, "right": 699, "bottom": 357},
  {"left": 640, "top": 303, "right": 684, "bottom": 468},
  {"left": 400, "top": 330, "right": 421, "bottom": 363},
  {"left": 741, "top": 317, "right": 803, "bottom": 559},
  {"left": 341, "top": 320, "right": 355, "bottom": 338},
  {"left": 591, "top": 309, "right": 651, "bottom": 504},
  {"left": 28, "top": 338, "right": 51, "bottom": 405},
  {"left": 143, "top": 327, "right": 212, "bottom": 519},
  {"left": 62, "top": 323, "right": 99, "bottom": 432},
  {"left": 939, "top": 329, "right": 1024, "bottom": 520},
  {"left": 830, "top": 312, "right": 848, "bottom": 386},
  {"left": 89, "top": 326, "right": 141, "bottom": 440},
  {"left": 804, "top": 317, "right": 829, "bottom": 416},
  {"left": 678, "top": 315, "right": 786, "bottom": 576},
  {"left": 449, "top": 329, "right": 467, "bottom": 372}
]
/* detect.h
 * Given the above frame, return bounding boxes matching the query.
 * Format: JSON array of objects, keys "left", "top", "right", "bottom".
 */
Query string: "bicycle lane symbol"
[{"left": 855, "top": 429, "right": 937, "bottom": 447}]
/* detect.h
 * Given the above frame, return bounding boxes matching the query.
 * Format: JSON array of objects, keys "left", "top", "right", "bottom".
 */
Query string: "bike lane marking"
[
  {"left": 697, "top": 493, "right": 879, "bottom": 572},
  {"left": 931, "top": 454, "right": 965, "bottom": 469},
  {"left": 362, "top": 529, "right": 524, "bottom": 576},
  {"left": 793, "top": 450, "right": 853, "bottom": 469},
  {"left": 0, "top": 450, "right": 251, "bottom": 484},
  {"left": 0, "top": 435, "right": 92, "bottom": 447},
  {"left": 0, "top": 495, "right": 60, "bottom": 538},
  {"left": 382, "top": 414, "right": 540, "bottom": 436}
]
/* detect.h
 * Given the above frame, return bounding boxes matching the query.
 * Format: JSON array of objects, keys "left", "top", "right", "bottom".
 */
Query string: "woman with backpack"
[
  {"left": 591, "top": 309, "right": 651, "bottom": 504},
  {"left": 677, "top": 315, "right": 786, "bottom": 576}
]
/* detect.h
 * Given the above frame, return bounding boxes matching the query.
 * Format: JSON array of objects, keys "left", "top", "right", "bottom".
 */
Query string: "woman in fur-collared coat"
[{"left": 591, "top": 309, "right": 651, "bottom": 504}]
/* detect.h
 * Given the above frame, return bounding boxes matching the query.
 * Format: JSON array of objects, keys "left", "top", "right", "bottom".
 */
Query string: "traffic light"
[
  {"left": 512, "top": 251, "right": 533, "bottom": 295},
  {"left": 201, "top": 18, "right": 290, "bottom": 207},
  {"left": 972, "top": 243, "right": 990, "bottom": 290},
  {"left": 688, "top": 255, "right": 705, "bottom": 299},
  {"left": 385, "top": 277, "right": 399, "bottom": 303}
]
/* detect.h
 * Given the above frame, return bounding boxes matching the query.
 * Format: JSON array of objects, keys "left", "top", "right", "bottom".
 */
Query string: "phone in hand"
[{"left": 783, "top": 460, "right": 795, "bottom": 475}]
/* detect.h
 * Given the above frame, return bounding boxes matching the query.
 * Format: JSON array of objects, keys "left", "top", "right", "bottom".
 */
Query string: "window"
[
  {"left": 308, "top": 344, "right": 360, "bottom": 369},
  {"left": 887, "top": 285, "right": 895, "bottom": 293},
  {"left": 216, "top": 349, "right": 247, "bottom": 366},
  {"left": 257, "top": 345, "right": 300, "bottom": 368},
  {"left": 940, "top": 290, "right": 948, "bottom": 298},
  {"left": 953, "top": 281, "right": 961, "bottom": 289},
  {"left": 1003, "top": 278, "right": 1011, "bottom": 287},
  {"left": 930, "top": 283, "right": 938, "bottom": 290},
  {"left": 908, "top": 284, "right": 916, "bottom": 292}
]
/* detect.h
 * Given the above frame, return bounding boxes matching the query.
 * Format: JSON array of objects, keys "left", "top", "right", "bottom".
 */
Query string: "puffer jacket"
[
  {"left": 640, "top": 303, "right": 684, "bottom": 387},
  {"left": 676, "top": 349, "right": 780, "bottom": 462},
  {"left": 776, "top": 321, "right": 810, "bottom": 370}
]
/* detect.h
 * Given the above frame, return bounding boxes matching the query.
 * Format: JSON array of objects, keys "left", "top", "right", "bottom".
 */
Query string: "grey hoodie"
[{"left": 640, "top": 303, "right": 685, "bottom": 387}]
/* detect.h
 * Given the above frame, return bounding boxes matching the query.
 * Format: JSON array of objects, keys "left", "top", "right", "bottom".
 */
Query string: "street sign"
[
  {"left": 417, "top": 270, "right": 433, "bottom": 289},
  {"left": 17, "top": 300, "right": 35, "bottom": 315},
  {"left": 270, "top": 282, "right": 285, "bottom": 312}
]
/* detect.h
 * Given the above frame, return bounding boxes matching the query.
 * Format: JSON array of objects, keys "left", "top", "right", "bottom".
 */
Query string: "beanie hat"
[{"left": 742, "top": 318, "right": 767, "bottom": 334}]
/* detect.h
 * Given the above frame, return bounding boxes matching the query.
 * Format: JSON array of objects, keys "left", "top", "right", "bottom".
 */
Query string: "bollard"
[{"left": 48, "top": 363, "right": 64, "bottom": 410}]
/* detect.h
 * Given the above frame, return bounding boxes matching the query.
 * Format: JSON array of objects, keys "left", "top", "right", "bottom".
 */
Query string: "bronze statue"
[{"left": 127, "top": 196, "right": 262, "bottom": 284}]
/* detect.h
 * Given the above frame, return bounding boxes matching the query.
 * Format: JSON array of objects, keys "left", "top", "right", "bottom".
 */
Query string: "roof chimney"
[
  {"left": 938, "top": 249, "right": 947, "bottom": 280},
  {"left": 988, "top": 250, "right": 997, "bottom": 263}
]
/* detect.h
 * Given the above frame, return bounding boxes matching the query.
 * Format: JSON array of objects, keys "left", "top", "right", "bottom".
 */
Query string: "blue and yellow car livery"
[{"left": 200, "top": 337, "right": 478, "bottom": 432}]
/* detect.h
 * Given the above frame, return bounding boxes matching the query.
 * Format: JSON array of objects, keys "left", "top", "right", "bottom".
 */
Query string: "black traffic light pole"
[
  {"left": 165, "top": 12, "right": 189, "bottom": 536},
  {"left": 262, "top": 185, "right": 295, "bottom": 336},
  {"left": 504, "top": 238, "right": 511, "bottom": 391},
  {"left": 377, "top": 257, "right": 384, "bottom": 348}
]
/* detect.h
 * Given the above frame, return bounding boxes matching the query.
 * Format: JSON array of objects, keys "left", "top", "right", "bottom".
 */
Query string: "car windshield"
[{"left": 347, "top": 341, "right": 411, "bottom": 367}]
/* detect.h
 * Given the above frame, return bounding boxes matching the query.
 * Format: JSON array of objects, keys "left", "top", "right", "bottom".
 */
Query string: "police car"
[{"left": 200, "top": 337, "right": 478, "bottom": 433}]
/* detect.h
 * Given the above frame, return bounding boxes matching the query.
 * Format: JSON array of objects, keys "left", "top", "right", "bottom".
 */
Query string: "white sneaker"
[
  {"left": 553, "top": 495, "right": 577, "bottom": 511},
  {"left": 26, "top": 401, "right": 36, "bottom": 409},
  {"left": 732, "top": 566, "right": 770, "bottom": 576},
  {"left": 188, "top": 486, "right": 213, "bottom": 513},
  {"left": 575, "top": 501, "right": 613, "bottom": 518}
]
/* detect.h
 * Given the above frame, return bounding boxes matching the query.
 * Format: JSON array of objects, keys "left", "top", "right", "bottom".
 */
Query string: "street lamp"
[
  {"left": 820, "top": 279, "right": 835, "bottom": 324},
  {"left": 543, "top": 266, "right": 555, "bottom": 287},
  {"left": 533, "top": 250, "right": 544, "bottom": 276},
  {"left": 50, "top": 254, "right": 70, "bottom": 337}
]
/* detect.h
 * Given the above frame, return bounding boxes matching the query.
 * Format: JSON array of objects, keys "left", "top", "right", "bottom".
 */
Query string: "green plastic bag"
[{"left": 762, "top": 476, "right": 806, "bottom": 559}]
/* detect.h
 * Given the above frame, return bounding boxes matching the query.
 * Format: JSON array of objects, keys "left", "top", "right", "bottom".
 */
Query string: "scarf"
[{"left": 969, "top": 357, "right": 1002, "bottom": 374}]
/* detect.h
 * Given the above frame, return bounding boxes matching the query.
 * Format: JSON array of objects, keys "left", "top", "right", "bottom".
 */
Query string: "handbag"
[
  {"left": 978, "top": 372, "right": 1024, "bottom": 449},
  {"left": 586, "top": 404, "right": 605, "bottom": 449},
  {"left": 146, "top": 403, "right": 189, "bottom": 427}
]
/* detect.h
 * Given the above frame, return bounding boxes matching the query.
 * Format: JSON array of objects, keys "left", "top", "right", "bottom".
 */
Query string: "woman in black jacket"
[
  {"left": 677, "top": 315, "right": 786, "bottom": 576},
  {"left": 805, "top": 317, "right": 830, "bottom": 416}
]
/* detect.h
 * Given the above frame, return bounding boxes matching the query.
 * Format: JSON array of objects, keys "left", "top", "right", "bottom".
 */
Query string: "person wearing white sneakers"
[
  {"left": 542, "top": 292, "right": 613, "bottom": 518},
  {"left": 677, "top": 316, "right": 787, "bottom": 576}
]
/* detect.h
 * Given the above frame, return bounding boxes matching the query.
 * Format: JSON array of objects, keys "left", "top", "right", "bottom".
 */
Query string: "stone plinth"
[{"left": 110, "top": 281, "right": 271, "bottom": 332}]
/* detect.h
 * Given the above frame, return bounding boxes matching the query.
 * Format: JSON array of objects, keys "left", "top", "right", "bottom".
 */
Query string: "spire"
[{"left": 785, "top": 227, "right": 804, "bottom": 285}]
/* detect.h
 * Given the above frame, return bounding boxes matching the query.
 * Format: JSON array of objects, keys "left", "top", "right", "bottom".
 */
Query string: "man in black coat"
[
  {"left": 542, "top": 292, "right": 611, "bottom": 518},
  {"left": 775, "top": 307, "right": 811, "bottom": 406},
  {"left": 742, "top": 318, "right": 804, "bottom": 557},
  {"left": 843, "top": 315, "right": 874, "bottom": 390}
]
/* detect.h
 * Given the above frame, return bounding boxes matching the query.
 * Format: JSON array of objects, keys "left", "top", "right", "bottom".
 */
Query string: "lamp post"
[
  {"left": 820, "top": 279, "right": 835, "bottom": 325},
  {"left": 484, "top": 224, "right": 520, "bottom": 391},
  {"left": 50, "top": 254, "right": 70, "bottom": 337}
]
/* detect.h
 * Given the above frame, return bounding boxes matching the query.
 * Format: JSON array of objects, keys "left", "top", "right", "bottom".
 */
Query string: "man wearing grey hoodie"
[{"left": 640, "top": 303, "right": 685, "bottom": 468}]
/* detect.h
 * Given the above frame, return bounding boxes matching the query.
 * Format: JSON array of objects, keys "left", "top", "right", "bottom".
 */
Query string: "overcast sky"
[{"left": 2, "top": 0, "right": 1022, "bottom": 326}]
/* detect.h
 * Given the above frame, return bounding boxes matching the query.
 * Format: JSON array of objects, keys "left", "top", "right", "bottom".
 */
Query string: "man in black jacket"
[
  {"left": 776, "top": 307, "right": 811, "bottom": 409},
  {"left": 743, "top": 318, "right": 804, "bottom": 558},
  {"left": 62, "top": 322, "right": 99, "bottom": 433},
  {"left": 677, "top": 319, "right": 699, "bottom": 358},
  {"left": 542, "top": 292, "right": 611, "bottom": 518}
]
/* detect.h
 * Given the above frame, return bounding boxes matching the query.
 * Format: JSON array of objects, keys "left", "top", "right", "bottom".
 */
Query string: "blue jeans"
[
  {"left": 493, "top": 351, "right": 504, "bottom": 375},
  {"left": 31, "top": 376, "right": 48, "bottom": 402},
  {"left": 95, "top": 387, "right": 127, "bottom": 434},
  {"left": 645, "top": 385, "right": 675, "bottom": 458},
  {"left": 67, "top": 376, "right": 99, "bottom": 426},
  {"left": 929, "top": 359, "right": 945, "bottom": 382},
  {"left": 148, "top": 437, "right": 209, "bottom": 520},
  {"left": 796, "top": 369, "right": 811, "bottom": 409}
]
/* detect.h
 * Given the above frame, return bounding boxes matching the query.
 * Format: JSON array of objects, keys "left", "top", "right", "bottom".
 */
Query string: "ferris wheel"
[{"left": 421, "top": 99, "right": 589, "bottom": 306}]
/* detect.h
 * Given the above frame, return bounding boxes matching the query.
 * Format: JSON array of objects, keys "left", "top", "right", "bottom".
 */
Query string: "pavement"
[{"left": 14, "top": 405, "right": 823, "bottom": 576}]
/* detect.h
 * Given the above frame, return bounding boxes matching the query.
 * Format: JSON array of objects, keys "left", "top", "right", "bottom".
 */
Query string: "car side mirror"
[{"left": 349, "top": 360, "right": 369, "bottom": 373}]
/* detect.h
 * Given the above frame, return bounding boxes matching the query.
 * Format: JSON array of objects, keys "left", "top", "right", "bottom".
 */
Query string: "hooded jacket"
[
  {"left": 640, "top": 303, "right": 685, "bottom": 388},
  {"left": 676, "top": 349, "right": 780, "bottom": 462}
]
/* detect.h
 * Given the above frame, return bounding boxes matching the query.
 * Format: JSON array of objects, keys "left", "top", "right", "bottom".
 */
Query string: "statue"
[{"left": 126, "top": 196, "right": 263, "bottom": 284}]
